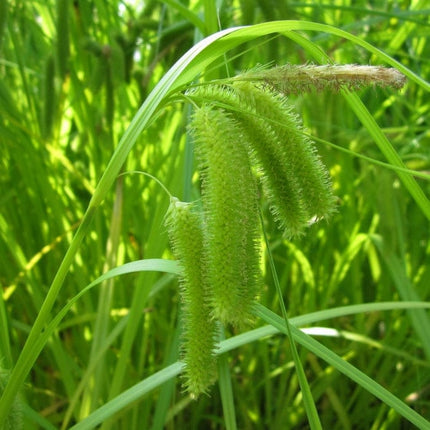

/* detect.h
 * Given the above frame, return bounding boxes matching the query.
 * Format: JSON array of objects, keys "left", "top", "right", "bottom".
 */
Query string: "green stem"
[{"left": 260, "top": 210, "right": 322, "bottom": 430}]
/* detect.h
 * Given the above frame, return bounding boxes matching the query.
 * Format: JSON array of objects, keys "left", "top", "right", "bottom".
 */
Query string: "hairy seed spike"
[
  {"left": 233, "top": 82, "right": 337, "bottom": 225},
  {"left": 232, "top": 82, "right": 319, "bottom": 236},
  {"left": 187, "top": 84, "right": 311, "bottom": 237},
  {"left": 190, "top": 106, "right": 262, "bottom": 327},
  {"left": 165, "top": 198, "right": 217, "bottom": 397}
]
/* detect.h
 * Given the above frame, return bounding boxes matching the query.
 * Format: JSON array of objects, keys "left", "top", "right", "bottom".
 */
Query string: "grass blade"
[{"left": 69, "top": 363, "right": 184, "bottom": 430}]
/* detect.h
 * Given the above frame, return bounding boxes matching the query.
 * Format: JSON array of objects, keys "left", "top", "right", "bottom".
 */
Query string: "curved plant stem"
[{"left": 260, "top": 210, "right": 322, "bottom": 429}]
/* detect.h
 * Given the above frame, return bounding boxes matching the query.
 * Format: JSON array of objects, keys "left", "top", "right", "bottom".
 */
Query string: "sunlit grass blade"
[
  {"left": 343, "top": 91, "right": 430, "bottom": 221},
  {"left": 217, "top": 327, "right": 237, "bottom": 430},
  {"left": 217, "top": 301, "right": 430, "bottom": 355}
]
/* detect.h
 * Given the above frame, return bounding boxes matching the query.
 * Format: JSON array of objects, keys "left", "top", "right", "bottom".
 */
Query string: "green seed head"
[
  {"left": 165, "top": 198, "right": 218, "bottom": 397},
  {"left": 190, "top": 106, "right": 262, "bottom": 327}
]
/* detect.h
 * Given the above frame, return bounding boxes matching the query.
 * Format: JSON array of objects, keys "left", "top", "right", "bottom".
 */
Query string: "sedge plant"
[{"left": 1, "top": 14, "right": 430, "bottom": 430}]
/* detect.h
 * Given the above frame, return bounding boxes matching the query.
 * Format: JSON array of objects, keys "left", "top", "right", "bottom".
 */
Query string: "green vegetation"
[{"left": 1, "top": 1, "right": 429, "bottom": 428}]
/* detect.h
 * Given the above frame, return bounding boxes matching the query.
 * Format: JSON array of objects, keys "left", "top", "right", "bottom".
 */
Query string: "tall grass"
[{"left": 0, "top": 1, "right": 429, "bottom": 428}]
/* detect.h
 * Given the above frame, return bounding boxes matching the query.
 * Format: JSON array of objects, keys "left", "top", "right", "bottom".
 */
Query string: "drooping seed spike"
[
  {"left": 233, "top": 81, "right": 337, "bottom": 228},
  {"left": 190, "top": 106, "right": 262, "bottom": 327},
  {"left": 165, "top": 198, "right": 217, "bottom": 397},
  {"left": 187, "top": 85, "right": 307, "bottom": 236}
]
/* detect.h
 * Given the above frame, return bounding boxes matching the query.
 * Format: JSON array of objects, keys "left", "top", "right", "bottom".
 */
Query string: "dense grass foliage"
[{"left": 0, "top": 1, "right": 429, "bottom": 429}]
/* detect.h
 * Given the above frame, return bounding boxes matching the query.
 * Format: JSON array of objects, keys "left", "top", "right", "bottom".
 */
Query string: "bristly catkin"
[
  {"left": 189, "top": 106, "right": 262, "bottom": 328},
  {"left": 165, "top": 198, "right": 217, "bottom": 397},
  {"left": 232, "top": 81, "right": 337, "bottom": 234}
]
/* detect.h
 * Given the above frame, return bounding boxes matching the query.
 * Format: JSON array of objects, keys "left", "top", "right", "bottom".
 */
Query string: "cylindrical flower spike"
[
  {"left": 232, "top": 81, "right": 337, "bottom": 233},
  {"left": 187, "top": 82, "right": 336, "bottom": 237},
  {"left": 190, "top": 106, "right": 262, "bottom": 327},
  {"left": 165, "top": 198, "right": 217, "bottom": 397}
]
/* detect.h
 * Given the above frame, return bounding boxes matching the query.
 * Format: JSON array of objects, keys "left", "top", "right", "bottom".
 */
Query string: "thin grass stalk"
[
  {"left": 150, "top": 323, "right": 181, "bottom": 430},
  {"left": 61, "top": 318, "right": 129, "bottom": 429},
  {"left": 260, "top": 211, "right": 322, "bottom": 429},
  {"left": 217, "top": 326, "right": 237, "bottom": 430},
  {"left": 0, "top": 285, "right": 12, "bottom": 368},
  {"left": 372, "top": 235, "right": 430, "bottom": 360}
]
